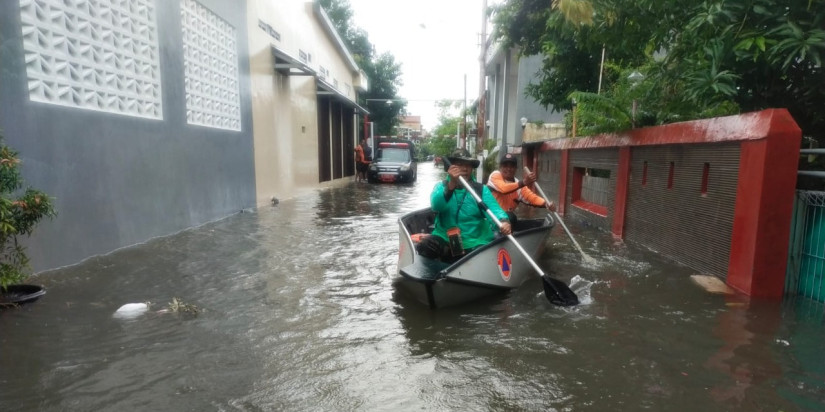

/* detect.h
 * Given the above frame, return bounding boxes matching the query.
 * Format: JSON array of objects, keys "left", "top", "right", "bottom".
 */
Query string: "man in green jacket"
[{"left": 417, "top": 149, "right": 512, "bottom": 263}]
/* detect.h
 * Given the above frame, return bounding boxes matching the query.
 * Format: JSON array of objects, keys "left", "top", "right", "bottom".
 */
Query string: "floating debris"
[
  {"left": 113, "top": 302, "right": 151, "bottom": 319},
  {"left": 690, "top": 274, "right": 735, "bottom": 294},
  {"left": 167, "top": 297, "right": 201, "bottom": 315}
]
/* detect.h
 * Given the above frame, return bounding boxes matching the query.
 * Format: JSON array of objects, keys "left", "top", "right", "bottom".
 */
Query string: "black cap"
[
  {"left": 446, "top": 148, "right": 480, "bottom": 168},
  {"left": 500, "top": 153, "right": 518, "bottom": 165}
]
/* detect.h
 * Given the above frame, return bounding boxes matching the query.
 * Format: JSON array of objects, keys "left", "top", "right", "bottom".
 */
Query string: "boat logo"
[{"left": 497, "top": 248, "right": 512, "bottom": 281}]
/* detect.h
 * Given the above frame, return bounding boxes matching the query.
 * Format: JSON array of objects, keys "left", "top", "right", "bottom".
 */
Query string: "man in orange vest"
[{"left": 487, "top": 153, "right": 555, "bottom": 224}]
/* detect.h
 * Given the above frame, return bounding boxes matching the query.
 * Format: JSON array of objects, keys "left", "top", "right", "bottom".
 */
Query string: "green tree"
[
  {"left": 429, "top": 99, "right": 466, "bottom": 140},
  {"left": 431, "top": 118, "right": 461, "bottom": 141},
  {"left": 419, "top": 136, "right": 457, "bottom": 160},
  {"left": 0, "top": 134, "right": 56, "bottom": 289},
  {"left": 492, "top": 0, "right": 825, "bottom": 142},
  {"left": 318, "top": 0, "right": 406, "bottom": 136},
  {"left": 362, "top": 53, "right": 406, "bottom": 135}
]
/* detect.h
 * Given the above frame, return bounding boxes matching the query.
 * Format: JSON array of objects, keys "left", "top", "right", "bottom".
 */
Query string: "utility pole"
[
  {"left": 463, "top": 73, "right": 467, "bottom": 150},
  {"left": 477, "top": 0, "right": 488, "bottom": 155}
]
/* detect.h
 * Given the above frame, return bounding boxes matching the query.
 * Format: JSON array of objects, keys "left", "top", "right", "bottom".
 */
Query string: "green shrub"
[{"left": 0, "top": 134, "right": 56, "bottom": 289}]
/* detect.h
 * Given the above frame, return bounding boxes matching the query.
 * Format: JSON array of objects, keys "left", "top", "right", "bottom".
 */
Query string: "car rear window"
[{"left": 376, "top": 148, "right": 410, "bottom": 162}]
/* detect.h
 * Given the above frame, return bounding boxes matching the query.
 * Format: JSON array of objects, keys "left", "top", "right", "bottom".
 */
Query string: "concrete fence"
[{"left": 518, "top": 109, "right": 802, "bottom": 298}]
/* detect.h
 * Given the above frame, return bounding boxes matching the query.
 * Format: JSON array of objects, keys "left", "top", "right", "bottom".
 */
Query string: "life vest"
[{"left": 486, "top": 170, "right": 545, "bottom": 211}]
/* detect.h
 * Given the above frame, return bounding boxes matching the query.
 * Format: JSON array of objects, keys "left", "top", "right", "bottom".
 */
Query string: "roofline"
[{"left": 312, "top": 1, "right": 360, "bottom": 74}]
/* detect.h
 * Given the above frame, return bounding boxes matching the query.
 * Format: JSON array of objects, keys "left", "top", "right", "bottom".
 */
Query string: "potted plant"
[{"left": 0, "top": 132, "right": 56, "bottom": 307}]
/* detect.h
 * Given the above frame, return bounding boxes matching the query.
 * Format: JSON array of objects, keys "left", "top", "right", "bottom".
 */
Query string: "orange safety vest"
[{"left": 486, "top": 170, "right": 546, "bottom": 211}]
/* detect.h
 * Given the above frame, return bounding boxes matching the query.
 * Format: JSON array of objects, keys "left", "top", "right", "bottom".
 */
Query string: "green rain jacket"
[{"left": 430, "top": 176, "right": 510, "bottom": 250}]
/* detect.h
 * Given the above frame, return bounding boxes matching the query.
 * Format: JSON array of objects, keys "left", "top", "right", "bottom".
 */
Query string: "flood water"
[{"left": 2, "top": 162, "right": 824, "bottom": 412}]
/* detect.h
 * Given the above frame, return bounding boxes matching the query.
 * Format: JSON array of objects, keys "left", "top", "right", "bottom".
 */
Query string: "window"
[
  {"left": 181, "top": 0, "right": 241, "bottom": 131},
  {"left": 20, "top": 0, "right": 163, "bottom": 118},
  {"left": 642, "top": 161, "right": 648, "bottom": 186},
  {"left": 572, "top": 167, "right": 609, "bottom": 216},
  {"left": 701, "top": 163, "right": 710, "bottom": 196}
]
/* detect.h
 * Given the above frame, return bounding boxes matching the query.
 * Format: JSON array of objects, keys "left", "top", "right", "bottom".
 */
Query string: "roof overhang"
[
  {"left": 316, "top": 78, "right": 369, "bottom": 115},
  {"left": 312, "top": 2, "right": 359, "bottom": 73},
  {"left": 271, "top": 45, "right": 315, "bottom": 76}
]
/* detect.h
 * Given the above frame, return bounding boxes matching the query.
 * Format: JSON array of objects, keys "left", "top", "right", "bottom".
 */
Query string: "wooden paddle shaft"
[
  {"left": 523, "top": 166, "right": 590, "bottom": 260},
  {"left": 455, "top": 174, "right": 547, "bottom": 277},
  {"left": 442, "top": 157, "right": 571, "bottom": 303}
]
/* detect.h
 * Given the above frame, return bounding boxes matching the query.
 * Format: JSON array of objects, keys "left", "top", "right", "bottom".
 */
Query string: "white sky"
[{"left": 348, "top": 0, "right": 493, "bottom": 131}]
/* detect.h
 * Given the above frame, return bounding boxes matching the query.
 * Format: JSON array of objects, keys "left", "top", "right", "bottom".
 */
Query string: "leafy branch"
[{"left": 0, "top": 133, "right": 56, "bottom": 289}]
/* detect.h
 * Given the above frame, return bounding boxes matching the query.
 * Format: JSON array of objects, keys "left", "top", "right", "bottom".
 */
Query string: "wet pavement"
[{"left": 1, "top": 162, "right": 824, "bottom": 411}]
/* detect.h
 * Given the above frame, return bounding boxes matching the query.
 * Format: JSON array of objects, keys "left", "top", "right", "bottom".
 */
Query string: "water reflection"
[
  {"left": 704, "top": 297, "right": 785, "bottom": 408},
  {"left": 0, "top": 162, "right": 823, "bottom": 411}
]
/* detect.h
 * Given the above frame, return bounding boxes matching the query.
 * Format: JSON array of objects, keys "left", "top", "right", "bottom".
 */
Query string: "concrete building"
[
  {"left": 251, "top": 0, "right": 368, "bottom": 203},
  {"left": 397, "top": 115, "right": 422, "bottom": 140},
  {"left": 482, "top": 41, "right": 566, "bottom": 153},
  {"left": 0, "top": 0, "right": 367, "bottom": 272}
]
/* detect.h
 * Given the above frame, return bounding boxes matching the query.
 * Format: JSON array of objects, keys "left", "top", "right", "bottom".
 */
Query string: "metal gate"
[{"left": 786, "top": 190, "right": 825, "bottom": 302}]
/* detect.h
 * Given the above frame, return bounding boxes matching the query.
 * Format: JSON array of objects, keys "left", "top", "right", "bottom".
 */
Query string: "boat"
[{"left": 396, "top": 208, "right": 555, "bottom": 309}]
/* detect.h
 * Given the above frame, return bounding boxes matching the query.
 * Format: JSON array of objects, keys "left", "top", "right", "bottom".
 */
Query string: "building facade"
[
  {"left": 0, "top": 0, "right": 366, "bottom": 272},
  {"left": 249, "top": 0, "right": 367, "bottom": 204},
  {"left": 398, "top": 116, "right": 422, "bottom": 140},
  {"left": 483, "top": 41, "right": 565, "bottom": 153}
]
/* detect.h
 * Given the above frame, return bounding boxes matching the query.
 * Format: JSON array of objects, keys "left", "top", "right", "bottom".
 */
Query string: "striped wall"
[
  {"left": 624, "top": 144, "right": 739, "bottom": 278},
  {"left": 524, "top": 109, "right": 802, "bottom": 298}
]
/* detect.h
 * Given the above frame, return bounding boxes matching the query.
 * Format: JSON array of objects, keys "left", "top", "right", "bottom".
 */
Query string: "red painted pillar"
[
  {"left": 558, "top": 150, "right": 570, "bottom": 215},
  {"left": 727, "top": 110, "right": 801, "bottom": 298},
  {"left": 612, "top": 147, "right": 631, "bottom": 239},
  {"left": 524, "top": 147, "right": 535, "bottom": 174},
  {"left": 572, "top": 166, "right": 583, "bottom": 205}
]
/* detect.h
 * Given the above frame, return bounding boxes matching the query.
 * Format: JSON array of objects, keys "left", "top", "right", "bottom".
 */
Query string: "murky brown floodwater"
[{"left": 2, "top": 162, "right": 824, "bottom": 412}]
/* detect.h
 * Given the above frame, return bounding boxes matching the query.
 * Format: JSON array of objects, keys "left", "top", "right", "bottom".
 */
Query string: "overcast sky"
[{"left": 347, "top": 0, "right": 494, "bottom": 130}]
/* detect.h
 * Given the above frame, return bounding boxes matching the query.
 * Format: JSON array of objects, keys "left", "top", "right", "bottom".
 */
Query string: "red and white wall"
[{"left": 521, "top": 109, "right": 802, "bottom": 298}]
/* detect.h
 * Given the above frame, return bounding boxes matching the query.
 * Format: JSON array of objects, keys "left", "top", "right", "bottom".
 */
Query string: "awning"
[
  {"left": 271, "top": 45, "right": 314, "bottom": 76},
  {"left": 270, "top": 45, "right": 368, "bottom": 115},
  {"left": 316, "top": 78, "right": 369, "bottom": 115}
]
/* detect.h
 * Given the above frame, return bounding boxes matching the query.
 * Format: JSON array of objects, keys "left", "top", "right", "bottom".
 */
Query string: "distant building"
[{"left": 398, "top": 116, "right": 422, "bottom": 141}]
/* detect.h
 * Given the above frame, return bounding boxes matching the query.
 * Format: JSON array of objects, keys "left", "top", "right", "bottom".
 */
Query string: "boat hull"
[{"left": 397, "top": 208, "right": 553, "bottom": 308}]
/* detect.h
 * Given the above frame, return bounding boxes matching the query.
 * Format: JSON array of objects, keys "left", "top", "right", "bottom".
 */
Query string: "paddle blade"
[{"left": 542, "top": 275, "right": 579, "bottom": 306}]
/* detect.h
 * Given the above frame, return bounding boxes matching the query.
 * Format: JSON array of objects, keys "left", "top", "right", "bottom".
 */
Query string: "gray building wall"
[
  {"left": 516, "top": 54, "right": 565, "bottom": 125},
  {"left": 485, "top": 49, "right": 567, "bottom": 152},
  {"left": 0, "top": 0, "right": 255, "bottom": 272}
]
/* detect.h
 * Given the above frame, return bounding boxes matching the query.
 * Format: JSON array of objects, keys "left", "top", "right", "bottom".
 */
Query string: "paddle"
[
  {"left": 524, "top": 166, "right": 596, "bottom": 265},
  {"left": 443, "top": 158, "right": 578, "bottom": 306}
]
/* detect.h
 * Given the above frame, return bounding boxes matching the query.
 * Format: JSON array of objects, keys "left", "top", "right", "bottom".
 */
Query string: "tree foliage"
[
  {"left": 431, "top": 117, "right": 461, "bottom": 141},
  {"left": 0, "top": 134, "right": 56, "bottom": 289},
  {"left": 363, "top": 53, "right": 405, "bottom": 135},
  {"left": 417, "top": 136, "right": 458, "bottom": 160},
  {"left": 492, "top": 0, "right": 825, "bottom": 143},
  {"left": 317, "top": 0, "right": 406, "bottom": 136},
  {"left": 428, "top": 99, "right": 471, "bottom": 141}
]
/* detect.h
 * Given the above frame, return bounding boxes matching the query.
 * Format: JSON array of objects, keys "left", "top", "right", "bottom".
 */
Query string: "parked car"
[{"left": 367, "top": 139, "right": 417, "bottom": 183}]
